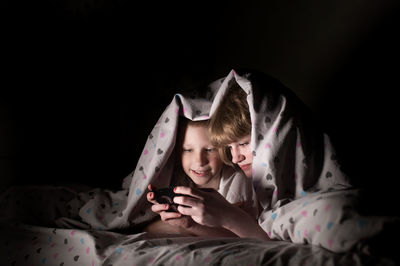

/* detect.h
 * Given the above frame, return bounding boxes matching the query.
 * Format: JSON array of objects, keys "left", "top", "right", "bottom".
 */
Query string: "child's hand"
[
  {"left": 173, "top": 186, "right": 236, "bottom": 228},
  {"left": 146, "top": 184, "right": 158, "bottom": 205},
  {"left": 146, "top": 184, "right": 183, "bottom": 221},
  {"left": 164, "top": 214, "right": 195, "bottom": 229}
]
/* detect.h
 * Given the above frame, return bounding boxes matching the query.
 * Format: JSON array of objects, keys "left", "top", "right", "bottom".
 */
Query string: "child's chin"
[
  {"left": 190, "top": 172, "right": 212, "bottom": 179},
  {"left": 243, "top": 170, "right": 253, "bottom": 178},
  {"left": 191, "top": 178, "right": 210, "bottom": 186}
]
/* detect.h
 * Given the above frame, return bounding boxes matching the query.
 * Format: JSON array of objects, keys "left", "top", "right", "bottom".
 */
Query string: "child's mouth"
[
  {"left": 239, "top": 164, "right": 251, "bottom": 171},
  {"left": 191, "top": 169, "right": 210, "bottom": 177}
]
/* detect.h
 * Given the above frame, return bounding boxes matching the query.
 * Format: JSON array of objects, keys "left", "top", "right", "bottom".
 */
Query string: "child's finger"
[
  {"left": 151, "top": 203, "right": 170, "bottom": 213},
  {"left": 173, "top": 186, "right": 203, "bottom": 199},
  {"left": 173, "top": 195, "right": 199, "bottom": 208},
  {"left": 176, "top": 205, "right": 195, "bottom": 217},
  {"left": 146, "top": 192, "right": 158, "bottom": 204},
  {"left": 147, "top": 184, "right": 156, "bottom": 191},
  {"left": 160, "top": 211, "right": 182, "bottom": 221}
]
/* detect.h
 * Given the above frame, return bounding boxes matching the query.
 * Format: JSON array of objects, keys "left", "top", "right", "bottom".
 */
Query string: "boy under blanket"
[{"left": 0, "top": 69, "right": 399, "bottom": 265}]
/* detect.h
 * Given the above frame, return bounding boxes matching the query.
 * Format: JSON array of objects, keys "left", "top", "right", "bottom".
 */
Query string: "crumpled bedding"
[
  {"left": 209, "top": 70, "right": 399, "bottom": 252},
  {"left": 0, "top": 217, "right": 395, "bottom": 266},
  {"left": 0, "top": 69, "right": 399, "bottom": 265}
]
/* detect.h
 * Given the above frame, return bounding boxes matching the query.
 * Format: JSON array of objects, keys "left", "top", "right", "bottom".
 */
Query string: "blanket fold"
[{"left": 0, "top": 69, "right": 398, "bottom": 255}]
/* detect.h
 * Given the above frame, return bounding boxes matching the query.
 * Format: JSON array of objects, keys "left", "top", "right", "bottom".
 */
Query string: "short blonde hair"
[{"left": 209, "top": 84, "right": 251, "bottom": 166}]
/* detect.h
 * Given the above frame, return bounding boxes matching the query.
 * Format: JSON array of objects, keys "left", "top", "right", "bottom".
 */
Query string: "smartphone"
[
  {"left": 153, "top": 187, "right": 214, "bottom": 212},
  {"left": 153, "top": 187, "right": 183, "bottom": 212}
]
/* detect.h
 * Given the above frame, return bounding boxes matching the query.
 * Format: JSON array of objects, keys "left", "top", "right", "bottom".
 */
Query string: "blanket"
[
  {"left": 0, "top": 69, "right": 399, "bottom": 265},
  {"left": 209, "top": 70, "right": 398, "bottom": 252},
  {"left": 2, "top": 219, "right": 396, "bottom": 266}
]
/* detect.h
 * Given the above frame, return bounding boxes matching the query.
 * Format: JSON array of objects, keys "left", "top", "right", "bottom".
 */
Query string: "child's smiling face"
[{"left": 180, "top": 124, "right": 223, "bottom": 189}]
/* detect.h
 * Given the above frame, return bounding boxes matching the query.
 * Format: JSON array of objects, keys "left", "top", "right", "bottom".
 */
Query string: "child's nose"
[
  {"left": 231, "top": 148, "right": 244, "bottom": 164},
  {"left": 194, "top": 151, "right": 207, "bottom": 166}
]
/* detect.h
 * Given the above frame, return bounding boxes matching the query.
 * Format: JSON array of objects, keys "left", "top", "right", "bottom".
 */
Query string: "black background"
[{"left": 1, "top": 0, "right": 399, "bottom": 193}]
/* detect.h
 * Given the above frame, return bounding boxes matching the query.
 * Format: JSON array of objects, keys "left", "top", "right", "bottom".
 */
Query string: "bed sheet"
[
  {"left": 1, "top": 69, "right": 399, "bottom": 265},
  {"left": 0, "top": 219, "right": 395, "bottom": 266}
]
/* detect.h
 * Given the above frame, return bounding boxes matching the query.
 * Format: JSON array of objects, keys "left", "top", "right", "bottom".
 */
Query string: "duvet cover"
[{"left": 1, "top": 69, "right": 398, "bottom": 265}]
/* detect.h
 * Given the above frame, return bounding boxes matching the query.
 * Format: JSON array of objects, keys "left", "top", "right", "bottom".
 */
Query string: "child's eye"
[
  {"left": 239, "top": 142, "right": 249, "bottom": 146},
  {"left": 182, "top": 148, "right": 192, "bottom": 152},
  {"left": 206, "top": 148, "right": 217, "bottom": 152}
]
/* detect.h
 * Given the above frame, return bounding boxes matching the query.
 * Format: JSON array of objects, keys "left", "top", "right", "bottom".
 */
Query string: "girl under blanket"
[
  {"left": 0, "top": 70, "right": 399, "bottom": 266},
  {"left": 144, "top": 118, "right": 262, "bottom": 238},
  {"left": 3, "top": 69, "right": 391, "bottom": 258},
  {"left": 73, "top": 69, "right": 397, "bottom": 256}
]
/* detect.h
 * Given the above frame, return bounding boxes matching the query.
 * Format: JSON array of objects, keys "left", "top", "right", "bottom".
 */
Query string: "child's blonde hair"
[{"left": 209, "top": 84, "right": 251, "bottom": 166}]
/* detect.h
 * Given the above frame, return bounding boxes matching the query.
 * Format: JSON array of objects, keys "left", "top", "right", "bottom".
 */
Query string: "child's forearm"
[
  {"left": 144, "top": 219, "right": 194, "bottom": 236},
  {"left": 144, "top": 218, "right": 237, "bottom": 238},
  {"left": 222, "top": 207, "right": 270, "bottom": 241},
  {"left": 188, "top": 223, "right": 238, "bottom": 238}
]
